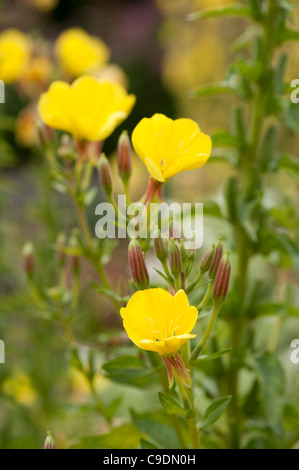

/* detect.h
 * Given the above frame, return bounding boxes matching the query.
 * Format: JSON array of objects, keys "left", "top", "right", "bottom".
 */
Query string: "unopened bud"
[
  {"left": 128, "top": 239, "right": 149, "bottom": 289},
  {"left": 117, "top": 130, "right": 132, "bottom": 179},
  {"left": 36, "top": 120, "right": 53, "bottom": 147},
  {"left": 209, "top": 240, "right": 223, "bottom": 280},
  {"left": 22, "top": 242, "right": 35, "bottom": 276},
  {"left": 69, "top": 235, "right": 80, "bottom": 274},
  {"left": 98, "top": 153, "right": 113, "bottom": 195},
  {"left": 43, "top": 431, "right": 55, "bottom": 449},
  {"left": 56, "top": 233, "right": 66, "bottom": 265},
  {"left": 154, "top": 233, "right": 168, "bottom": 262},
  {"left": 213, "top": 252, "right": 231, "bottom": 303},
  {"left": 169, "top": 239, "right": 182, "bottom": 276},
  {"left": 200, "top": 244, "right": 215, "bottom": 274}
]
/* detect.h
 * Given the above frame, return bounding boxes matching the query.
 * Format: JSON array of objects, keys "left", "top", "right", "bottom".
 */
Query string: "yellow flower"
[
  {"left": 38, "top": 75, "right": 136, "bottom": 141},
  {"left": 3, "top": 372, "right": 37, "bottom": 406},
  {"left": 132, "top": 113, "right": 212, "bottom": 182},
  {"left": 120, "top": 288, "right": 198, "bottom": 356},
  {"left": 55, "top": 28, "right": 110, "bottom": 77},
  {"left": 0, "top": 29, "right": 31, "bottom": 83}
]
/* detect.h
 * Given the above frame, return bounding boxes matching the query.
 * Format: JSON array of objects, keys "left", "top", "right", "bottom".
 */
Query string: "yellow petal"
[
  {"left": 139, "top": 334, "right": 196, "bottom": 355},
  {"left": 120, "top": 288, "right": 198, "bottom": 356},
  {"left": 38, "top": 76, "right": 135, "bottom": 141},
  {"left": 38, "top": 81, "right": 72, "bottom": 132},
  {"left": 132, "top": 114, "right": 212, "bottom": 182}
]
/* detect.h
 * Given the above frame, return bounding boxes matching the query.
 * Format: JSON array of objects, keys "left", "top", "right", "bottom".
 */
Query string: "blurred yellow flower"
[
  {"left": 0, "top": 29, "right": 31, "bottom": 83},
  {"left": 3, "top": 372, "right": 37, "bottom": 405},
  {"left": 38, "top": 75, "right": 136, "bottom": 141},
  {"left": 132, "top": 113, "right": 212, "bottom": 182},
  {"left": 55, "top": 28, "right": 110, "bottom": 77},
  {"left": 120, "top": 288, "right": 198, "bottom": 356}
]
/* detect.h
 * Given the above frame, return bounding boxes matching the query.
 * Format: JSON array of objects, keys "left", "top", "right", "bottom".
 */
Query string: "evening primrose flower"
[
  {"left": 132, "top": 113, "right": 212, "bottom": 182},
  {"left": 120, "top": 288, "right": 198, "bottom": 356},
  {"left": 55, "top": 28, "right": 110, "bottom": 77},
  {"left": 0, "top": 29, "right": 31, "bottom": 83},
  {"left": 38, "top": 75, "right": 136, "bottom": 142}
]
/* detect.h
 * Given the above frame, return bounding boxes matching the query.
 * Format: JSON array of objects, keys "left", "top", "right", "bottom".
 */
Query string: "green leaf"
[
  {"left": 271, "top": 154, "right": 299, "bottom": 174},
  {"left": 131, "top": 409, "right": 181, "bottom": 449},
  {"left": 140, "top": 438, "right": 159, "bottom": 449},
  {"left": 203, "top": 201, "right": 223, "bottom": 218},
  {"left": 83, "top": 187, "right": 98, "bottom": 206},
  {"left": 199, "top": 396, "right": 231, "bottom": 430},
  {"left": 158, "top": 392, "right": 187, "bottom": 416},
  {"left": 193, "top": 348, "right": 232, "bottom": 365},
  {"left": 253, "top": 352, "right": 285, "bottom": 435},
  {"left": 211, "top": 130, "right": 239, "bottom": 149},
  {"left": 70, "top": 423, "right": 141, "bottom": 449},
  {"left": 186, "top": 4, "right": 251, "bottom": 21},
  {"left": 102, "top": 355, "right": 158, "bottom": 388}
]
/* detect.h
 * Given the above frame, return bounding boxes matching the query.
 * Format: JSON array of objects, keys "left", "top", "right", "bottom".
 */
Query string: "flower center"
[{"left": 145, "top": 317, "right": 180, "bottom": 342}]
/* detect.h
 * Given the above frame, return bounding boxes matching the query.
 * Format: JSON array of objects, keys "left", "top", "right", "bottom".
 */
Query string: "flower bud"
[
  {"left": 56, "top": 233, "right": 66, "bottom": 266},
  {"left": 200, "top": 244, "right": 215, "bottom": 274},
  {"left": 69, "top": 234, "right": 80, "bottom": 274},
  {"left": 128, "top": 239, "right": 149, "bottom": 289},
  {"left": 36, "top": 120, "right": 53, "bottom": 147},
  {"left": 169, "top": 239, "right": 182, "bottom": 276},
  {"left": 117, "top": 130, "right": 132, "bottom": 179},
  {"left": 98, "top": 153, "right": 113, "bottom": 195},
  {"left": 43, "top": 431, "right": 55, "bottom": 449},
  {"left": 22, "top": 242, "right": 35, "bottom": 277},
  {"left": 209, "top": 240, "right": 223, "bottom": 280},
  {"left": 154, "top": 233, "right": 168, "bottom": 262},
  {"left": 213, "top": 252, "right": 231, "bottom": 303}
]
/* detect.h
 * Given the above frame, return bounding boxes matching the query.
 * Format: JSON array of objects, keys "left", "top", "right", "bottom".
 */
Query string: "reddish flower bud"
[
  {"left": 128, "top": 239, "right": 149, "bottom": 289},
  {"left": 209, "top": 240, "right": 223, "bottom": 280},
  {"left": 56, "top": 233, "right": 66, "bottom": 265},
  {"left": 200, "top": 244, "right": 215, "bottom": 274},
  {"left": 213, "top": 252, "right": 231, "bottom": 303},
  {"left": 98, "top": 153, "right": 113, "bottom": 195},
  {"left": 22, "top": 242, "right": 35, "bottom": 277},
  {"left": 117, "top": 130, "right": 132, "bottom": 179},
  {"left": 36, "top": 120, "right": 53, "bottom": 147},
  {"left": 162, "top": 353, "right": 191, "bottom": 388},
  {"left": 169, "top": 239, "right": 182, "bottom": 276},
  {"left": 154, "top": 233, "right": 168, "bottom": 262},
  {"left": 43, "top": 431, "right": 55, "bottom": 449}
]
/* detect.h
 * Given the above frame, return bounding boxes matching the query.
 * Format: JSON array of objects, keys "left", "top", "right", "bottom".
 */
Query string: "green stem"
[
  {"left": 197, "top": 280, "right": 214, "bottom": 311},
  {"left": 186, "top": 271, "right": 203, "bottom": 294},
  {"left": 190, "top": 302, "right": 222, "bottom": 363},
  {"left": 175, "top": 373, "right": 200, "bottom": 449},
  {"left": 147, "top": 352, "right": 188, "bottom": 449}
]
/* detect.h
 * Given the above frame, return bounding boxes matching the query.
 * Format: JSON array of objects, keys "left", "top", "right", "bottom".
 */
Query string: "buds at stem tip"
[
  {"left": 22, "top": 242, "right": 35, "bottom": 276},
  {"left": 213, "top": 252, "right": 231, "bottom": 303},
  {"left": 128, "top": 239, "right": 149, "bottom": 289},
  {"left": 117, "top": 130, "right": 132, "bottom": 179},
  {"left": 43, "top": 431, "right": 55, "bottom": 449},
  {"left": 169, "top": 239, "right": 182, "bottom": 276},
  {"left": 209, "top": 239, "right": 223, "bottom": 280},
  {"left": 200, "top": 243, "right": 215, "bottom": 274},
  {"left": 98, "top": 153, "right": 113, "bottom": 194}
]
